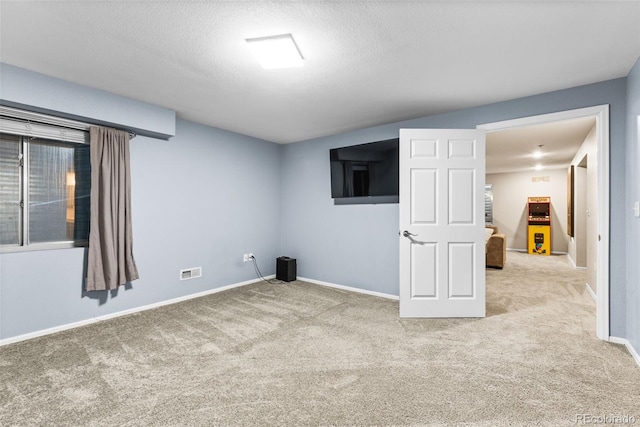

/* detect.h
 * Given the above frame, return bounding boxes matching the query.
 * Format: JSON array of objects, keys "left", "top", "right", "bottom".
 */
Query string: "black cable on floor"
[{"left": 251, "top": 255, "right": 285, "bottom": 285}]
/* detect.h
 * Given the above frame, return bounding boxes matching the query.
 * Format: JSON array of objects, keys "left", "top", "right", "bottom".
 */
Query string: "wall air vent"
[{"left": 180, "top": 267, "right": 202, "bottom": 281}]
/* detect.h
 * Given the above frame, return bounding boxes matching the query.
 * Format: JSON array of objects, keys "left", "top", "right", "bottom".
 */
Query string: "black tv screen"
[
  {"left": 329, "top": 138, "right": 399, "bottom": 204},
  {"left": 529, "top": 203, "right": 549, "bottom": 217}
]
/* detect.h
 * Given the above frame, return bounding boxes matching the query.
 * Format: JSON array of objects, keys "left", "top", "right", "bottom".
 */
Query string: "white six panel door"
[{"left": 399, "top": 128, "right": 486, "bottom": 317}]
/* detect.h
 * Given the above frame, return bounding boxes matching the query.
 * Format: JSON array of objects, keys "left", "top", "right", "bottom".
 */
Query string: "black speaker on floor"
[{"left": 276, "top": 256, "right": 296, "bottom": 282}]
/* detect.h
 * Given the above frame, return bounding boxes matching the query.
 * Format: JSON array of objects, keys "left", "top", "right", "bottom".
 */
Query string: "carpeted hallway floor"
[{"left": 1, "top": 251, "right": 638, "bottom": 426}]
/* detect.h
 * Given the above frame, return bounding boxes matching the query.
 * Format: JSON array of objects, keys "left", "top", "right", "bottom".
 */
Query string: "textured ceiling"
[{"left": 0, "top": 1, "right": 639, "bottom": 145}]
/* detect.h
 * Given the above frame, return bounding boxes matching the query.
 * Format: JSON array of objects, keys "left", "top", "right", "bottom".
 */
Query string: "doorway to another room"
[{"left": 478, "top": 105, "right": 610, "bottom": 340}]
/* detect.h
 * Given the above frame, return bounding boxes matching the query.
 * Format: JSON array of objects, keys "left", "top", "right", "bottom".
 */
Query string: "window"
[
  {"left": 485, "top": 184, "right": 493, "bottom": 225},
  {"left": 0, "top": 109, "right": 91, "bottom": 251}
]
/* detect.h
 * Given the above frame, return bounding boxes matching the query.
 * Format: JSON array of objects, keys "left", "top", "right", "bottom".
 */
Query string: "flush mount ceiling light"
[
  {"left": 246, "top": 33, "right": 303, "bottom": 69},
  {"left": 532, "top": 144, "right": 544, "bottom": 159}
]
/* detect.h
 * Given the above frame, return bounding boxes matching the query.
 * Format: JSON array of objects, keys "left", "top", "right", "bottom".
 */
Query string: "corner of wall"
[{"left": 625, "top": 55, "right": 640, "bottom": 354}]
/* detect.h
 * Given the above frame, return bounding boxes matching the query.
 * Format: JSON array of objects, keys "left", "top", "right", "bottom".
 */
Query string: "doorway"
[{"left": 478, "top": 105, "right": 610, "bottom": 340}]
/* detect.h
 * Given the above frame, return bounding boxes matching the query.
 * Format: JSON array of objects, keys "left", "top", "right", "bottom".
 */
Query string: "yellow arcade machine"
[{"left": 527, "top": 196, "right": 551, "bottom": 255}]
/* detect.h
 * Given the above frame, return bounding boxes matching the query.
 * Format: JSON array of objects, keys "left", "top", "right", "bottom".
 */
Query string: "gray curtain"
[{"left": 86, "top": 126, "right": 139, "bottom": 291}]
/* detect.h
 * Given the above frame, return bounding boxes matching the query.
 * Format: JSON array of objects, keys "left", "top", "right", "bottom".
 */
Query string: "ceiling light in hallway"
[{"left": 532, "top": 145, "right": 544, "bottom": 159}]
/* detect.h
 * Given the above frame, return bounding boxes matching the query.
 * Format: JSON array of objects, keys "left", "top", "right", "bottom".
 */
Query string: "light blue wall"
[
  {"left": 1, "top": 62, "right": 637, "bottom": 347},
  {"left": 280, "top": 78, "right": 629, "bottom": 336},
  {"left": 130, "top": 119, "right": 281, "bottom": 296},
  {"left": 0, "top": 63, "right": 176, "bottom": 139},
  {"left": 0, "top": 67, "right": 281, "bottom": 341},
  {"left": 626, "top": 57, "right": 640, "bottom": 352}
]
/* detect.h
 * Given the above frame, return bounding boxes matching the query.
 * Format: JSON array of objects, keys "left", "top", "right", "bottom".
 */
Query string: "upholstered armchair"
[{"left": 486, "top": 225, "right": 507, "bottom": 269}]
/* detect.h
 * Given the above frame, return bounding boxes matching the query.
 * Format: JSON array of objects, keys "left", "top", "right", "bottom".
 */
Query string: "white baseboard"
[
  {"left": 298, "top": 276, "right": 399, "bottom": 301},
  {"left": 567, "top": 254, "right": 587, "bottom": 271},
  {"left": 584, "top": 283, "right": 597, "bottom": 302},
  {"left": 0, "top": 275, "right": 274, "bottom": 347},
  {"left": 609, "top": 336, "right": 640, "bottom": 368}
]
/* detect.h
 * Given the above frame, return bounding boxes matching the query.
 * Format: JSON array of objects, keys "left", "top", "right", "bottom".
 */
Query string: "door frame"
[{"left": 477, "top": 105, "right": 610, "bottom": 341}]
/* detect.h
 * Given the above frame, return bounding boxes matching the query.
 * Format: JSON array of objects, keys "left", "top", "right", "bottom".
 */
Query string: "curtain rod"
[{"left": 0, "top": 105, "right": 136, "bottom": 139}]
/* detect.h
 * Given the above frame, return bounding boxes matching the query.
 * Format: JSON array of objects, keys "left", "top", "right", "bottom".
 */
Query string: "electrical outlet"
[{"left": 243, "top": 253, "right": 254, "bottom": 262}]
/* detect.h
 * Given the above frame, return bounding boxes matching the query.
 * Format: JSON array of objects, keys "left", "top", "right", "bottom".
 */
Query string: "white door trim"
[{"left": 477, "top": 105, "right": 610, "bottom": 341}]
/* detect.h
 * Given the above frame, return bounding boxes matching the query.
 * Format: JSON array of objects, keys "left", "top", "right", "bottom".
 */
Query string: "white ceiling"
[
  {"left": 486, "top": 116, "right": 596, "bottom": 174},
  {"left": 0, "top": 1, "right": 639, "bottom": 148}
]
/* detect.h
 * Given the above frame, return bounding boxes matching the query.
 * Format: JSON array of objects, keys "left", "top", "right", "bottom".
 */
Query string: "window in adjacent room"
[
  {"left": 485, "top": 184, "right": 493, "bottom": 225},
  {"left": 0, "top": 108, "right": 91, "bottom": 251}
]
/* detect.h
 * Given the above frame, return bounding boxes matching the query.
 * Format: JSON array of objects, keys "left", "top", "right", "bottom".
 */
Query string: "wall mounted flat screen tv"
[{"left": 329, "top": 138, "right": 399, "bottom": 204}]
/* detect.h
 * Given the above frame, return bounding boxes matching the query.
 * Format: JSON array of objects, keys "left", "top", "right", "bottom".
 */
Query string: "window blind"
[
  {"left": 0, "top": 106, "right": 89, "bottom": 144},
  {"left": 0, "top": 134, "right": 21, "bottom": 245}
]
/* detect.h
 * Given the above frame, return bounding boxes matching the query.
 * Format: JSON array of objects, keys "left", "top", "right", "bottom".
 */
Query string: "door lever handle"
[{"left": 402, "top": 230, "right": 418, "bottom": 238}]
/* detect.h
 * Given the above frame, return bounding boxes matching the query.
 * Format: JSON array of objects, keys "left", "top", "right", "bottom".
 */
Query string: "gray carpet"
[{"left": 1, "top": 252, "right": 639, "bottom": 426}]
